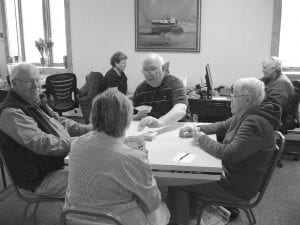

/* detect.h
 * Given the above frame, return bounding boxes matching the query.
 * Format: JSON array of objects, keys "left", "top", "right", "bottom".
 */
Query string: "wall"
[
  {"left": 70, "top": 0, "right": 274, "bottom": 91},
  {"left": 0, "top": 0, "right": 7, "bottom": 78},
  {"left": 0, "top": 0, "right": 274, "bottom": 89}
]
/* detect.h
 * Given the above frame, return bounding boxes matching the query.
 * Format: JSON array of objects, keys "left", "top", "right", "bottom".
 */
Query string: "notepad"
[{"left": 173, "top": 152, "right": 195, "bottom": 163}]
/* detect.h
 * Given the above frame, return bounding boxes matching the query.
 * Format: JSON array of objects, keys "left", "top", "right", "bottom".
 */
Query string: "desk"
[
  {"left": 65, "top": 122, "right": 222, "bottom": 186},
  {"left": 188, "top": 97, "right": 231, "bottom": 123},
  {"left": 126, "top": 121, "right": 222, "bottom": 185}
]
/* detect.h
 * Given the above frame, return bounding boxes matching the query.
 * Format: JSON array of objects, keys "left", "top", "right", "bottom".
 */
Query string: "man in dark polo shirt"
[{"left": 133, "top": 53, "right": 188, "bottom": 130}]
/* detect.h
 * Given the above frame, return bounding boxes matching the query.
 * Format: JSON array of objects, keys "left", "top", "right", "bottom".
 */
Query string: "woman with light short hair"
[
  {"left": 167, "top": 77, "right": 282, "bottom": 225},
  {"left": 64, "top": 90, "right": 170, "bottom": 225}
]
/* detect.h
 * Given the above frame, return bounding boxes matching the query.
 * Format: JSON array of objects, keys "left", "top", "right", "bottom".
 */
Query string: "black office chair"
[
  {"left": 61, "top": 206, "right": 123, "bottom": 225},
  {"left": 196, "top": 131, "right": 285, "bottom": 225},
  {"left": 45, "top": 73, "right": 79, "bottom": 115},
  {"left": 0, "top": 131, "right": 64, "bottom": 225}
]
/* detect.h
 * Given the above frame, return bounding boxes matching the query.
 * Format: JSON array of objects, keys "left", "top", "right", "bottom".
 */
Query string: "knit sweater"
[{"left": 198, "top": 102, "right": 282, "bottom": 200}]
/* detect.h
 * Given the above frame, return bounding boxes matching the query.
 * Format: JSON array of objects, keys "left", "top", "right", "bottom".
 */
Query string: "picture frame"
[{"left": 135, "top": 0, "right": 201, "bottom": 52}]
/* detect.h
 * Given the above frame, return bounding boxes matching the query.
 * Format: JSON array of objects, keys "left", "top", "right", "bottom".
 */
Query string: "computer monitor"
[{"left": 205, "top": 63, "right": 213, "bottom": 99}]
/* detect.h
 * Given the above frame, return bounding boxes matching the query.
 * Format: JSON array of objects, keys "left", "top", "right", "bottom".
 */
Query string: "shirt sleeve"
[
  {"left": 170, "top": 77, "right": 188, "bottom": 106},
  {"left": 0, "top": 108, "right": 73, "bottom": 156},
  {"left": 45, "top": 105, "right": 92, "bottom": 137},
  {"left": 57, "top": 116, "right": 92, "bottom": 137},
  {"left": 104, "top": 69, "right": 119, "bottom": 88},
  {"left": 199, "top": 118, "right": 232, "bottom": 135},
  {"left": 266, "top": 82, "right": 291, "bottom": 107},
  {"left": 120, "top": 155, "right": 161, "bottom": 213},
  {"left": 197, "top": 116, "right": 263, "bottom": 162}
]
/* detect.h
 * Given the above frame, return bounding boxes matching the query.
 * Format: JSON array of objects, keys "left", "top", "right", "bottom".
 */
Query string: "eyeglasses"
[
  {"left": 14, "top": 78, "right": 40, "bottom": 85},
  {"left": 230, "top": 94, "right": 250, "bottom": 99},
  {"left": 141, "top": 67, "right": 161, "bottom": 75}
]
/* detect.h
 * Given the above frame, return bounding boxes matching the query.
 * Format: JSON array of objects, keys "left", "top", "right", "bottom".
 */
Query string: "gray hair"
[
  {"left": 233, "top": 77, "right": 265, "bottom": 106},
  {"left": 90, "top": 90, "right": 133, "bottom": 137},
  {"left": 142, "top": 53, "right": 165, "bottom": 68},
  {"left": 263, "top": 56, "right": 282, "bottom": 73},
  {"left": 10, "top": 63, "right": 39, "bottom": 82}
]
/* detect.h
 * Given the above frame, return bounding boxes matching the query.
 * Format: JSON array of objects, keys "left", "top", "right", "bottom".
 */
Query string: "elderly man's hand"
[
  {"left": 137, "top": 116, "right": 164, "bottom": 131},
  {"left": 132, "top": 111, "right": 148, "bottom": 121}
]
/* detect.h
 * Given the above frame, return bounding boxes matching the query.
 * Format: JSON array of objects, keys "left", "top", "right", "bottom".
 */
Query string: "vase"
[{"left": 40, "top": 57, "right": 49, "bottom": 67}]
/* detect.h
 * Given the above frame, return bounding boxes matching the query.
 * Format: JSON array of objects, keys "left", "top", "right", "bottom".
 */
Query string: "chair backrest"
[
  {"left": 61, "top": 207, "right": 123, "bottom": 225},
  {"left": 45, "top": 73, "right": 78, "bottom": 109},
  {"left": 291, "top": 80, "right": 300, "bottom": 126},
  {"left": 0, "top": 132, "right": 32, "bottom": 200},
  {"left": 252, "top": 131, "right": 285, "bottom": 206}
]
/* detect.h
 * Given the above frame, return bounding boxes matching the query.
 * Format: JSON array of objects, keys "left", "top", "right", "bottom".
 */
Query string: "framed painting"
[{"left": 135, "top": 0, "right": 201, "bottom": 52}]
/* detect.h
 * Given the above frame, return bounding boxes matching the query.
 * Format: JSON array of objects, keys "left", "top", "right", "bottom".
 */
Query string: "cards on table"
[{"left": 135, "top": 105, "right": 153, "bottom": 113}]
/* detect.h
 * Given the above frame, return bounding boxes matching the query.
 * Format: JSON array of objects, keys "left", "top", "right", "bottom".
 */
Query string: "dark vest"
[{"left": 0, "top": 90, "right": 65, "bottom": 191}]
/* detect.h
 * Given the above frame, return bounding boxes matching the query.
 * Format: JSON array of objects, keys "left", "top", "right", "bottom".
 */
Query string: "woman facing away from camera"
[{"left": 64, "top": 90, "right": 170, "bottom": 225}]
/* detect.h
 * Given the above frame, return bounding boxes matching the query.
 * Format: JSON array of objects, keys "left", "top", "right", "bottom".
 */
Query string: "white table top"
[{"left": 126, "top": 121, "right": 222, "bottom": 174}]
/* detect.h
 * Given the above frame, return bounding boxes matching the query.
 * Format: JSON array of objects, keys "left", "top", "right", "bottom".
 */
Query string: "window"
[
  {"left": 278, "top": 0, "right": 300, "bottom": 69},
  {"left": 3, "top": 0, "right": 68, "bottom": 67}
]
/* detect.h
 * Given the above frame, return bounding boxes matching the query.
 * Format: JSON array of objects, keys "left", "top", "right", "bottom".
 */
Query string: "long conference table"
[{"left": 65, "top": 121, "right": 222, "bottom": 186}]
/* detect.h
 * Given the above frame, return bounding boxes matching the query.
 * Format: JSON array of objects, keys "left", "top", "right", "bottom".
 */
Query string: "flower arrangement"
[{"left": 35, "top": 38, "right": 54, "bottom": 59}]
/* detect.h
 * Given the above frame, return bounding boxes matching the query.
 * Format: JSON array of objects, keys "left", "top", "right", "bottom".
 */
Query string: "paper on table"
[{"left": 173, "top": 152, "right": 195, "bottom": 163}]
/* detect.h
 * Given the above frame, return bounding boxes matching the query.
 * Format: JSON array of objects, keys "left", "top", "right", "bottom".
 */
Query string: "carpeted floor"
[{"left": 0, "top": 157, "right": 299, "bottom": 225}]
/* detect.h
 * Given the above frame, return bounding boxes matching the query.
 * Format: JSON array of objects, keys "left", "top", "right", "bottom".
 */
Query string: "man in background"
[
  {"left": 133, "top": 53, "right": 188, "bottom": 130},
  {"left": 0, "top": 63, "right": 91, "bottom": 197},
  {"left": 261, "top": 56, "right": 295, "bottom": 133}
]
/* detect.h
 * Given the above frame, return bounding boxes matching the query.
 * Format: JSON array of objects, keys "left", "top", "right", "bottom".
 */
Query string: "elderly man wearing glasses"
[
  {"left": 0, "top": 63, "right": 91, "bottom": 197},
  {"left": 133, "top": 53, "right": 188, "bottom": 130},
  {"left": 167, "top": 77, "right": 282, "bottom": 225}
]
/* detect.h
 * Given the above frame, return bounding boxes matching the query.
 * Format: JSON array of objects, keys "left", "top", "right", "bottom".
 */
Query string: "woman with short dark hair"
[
  {"left": 64, "top": 90, "right": 170, "bottom": 225},
  {"left": 104, "top": 51, "right": 128, "bottom": 94}
]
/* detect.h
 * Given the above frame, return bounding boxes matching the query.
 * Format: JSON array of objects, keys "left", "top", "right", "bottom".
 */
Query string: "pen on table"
[{"left": 179, "top": 152, "right": 191, "bottom": 161}]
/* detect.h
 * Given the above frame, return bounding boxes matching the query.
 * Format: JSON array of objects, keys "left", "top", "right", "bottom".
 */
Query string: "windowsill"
[
  {"left": 286, "top": 72, "right": 300, "bottom": 81},
  {"left": 38, "top": 66, "right": 72, "bottom": 75}
]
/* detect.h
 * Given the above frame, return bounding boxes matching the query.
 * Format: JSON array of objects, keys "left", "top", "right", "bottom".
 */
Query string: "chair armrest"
[
  {"left": 74, "top": 88, "right": 79, "bottom": 107},
  {"left": 61, "top": 206, "right": 123, "bottom": 225}
]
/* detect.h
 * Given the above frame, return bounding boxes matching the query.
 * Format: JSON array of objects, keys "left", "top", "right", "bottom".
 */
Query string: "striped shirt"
[
  {"left": 133, "top": 74, "right": 188, "bottom": 118},
  {"left": 64, "top": 131, "right": 162, "bottom": 225}
]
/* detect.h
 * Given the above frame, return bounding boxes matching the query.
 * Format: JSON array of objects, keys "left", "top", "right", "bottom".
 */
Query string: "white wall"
[
  {"left": 0, "top": 1, "right": 7, "bottom": 78},
  {"left": 70, "top": 0, "right": 274, "bottom": 91}
]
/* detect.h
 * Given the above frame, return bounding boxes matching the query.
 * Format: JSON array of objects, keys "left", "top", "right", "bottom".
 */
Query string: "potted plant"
[{"left": 35, "top": 38, "right": 54, "bottom": 66}]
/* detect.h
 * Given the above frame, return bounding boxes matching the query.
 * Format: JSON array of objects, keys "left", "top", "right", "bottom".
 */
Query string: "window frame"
[
  {"left": 271, "top": 0, "right": 300, "bottom": 72},
  {"left": 1, "top": 0, "right": 72, "bottom": 70}
]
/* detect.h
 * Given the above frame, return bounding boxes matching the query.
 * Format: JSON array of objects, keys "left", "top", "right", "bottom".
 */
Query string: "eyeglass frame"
[
  {"left": 141, "top": 65, "right": 163, "bottom": 75},
  {"left": 13, "top": 78, "right": 41, "bottom": 86}
]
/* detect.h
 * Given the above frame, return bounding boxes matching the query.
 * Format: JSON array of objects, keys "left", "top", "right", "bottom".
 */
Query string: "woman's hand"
[
  {"left": 193, "top": 131, "right": 206, "bottom": 144},
  {"left": 179, "top": 124, "right": 200, "bottom": 138}
]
